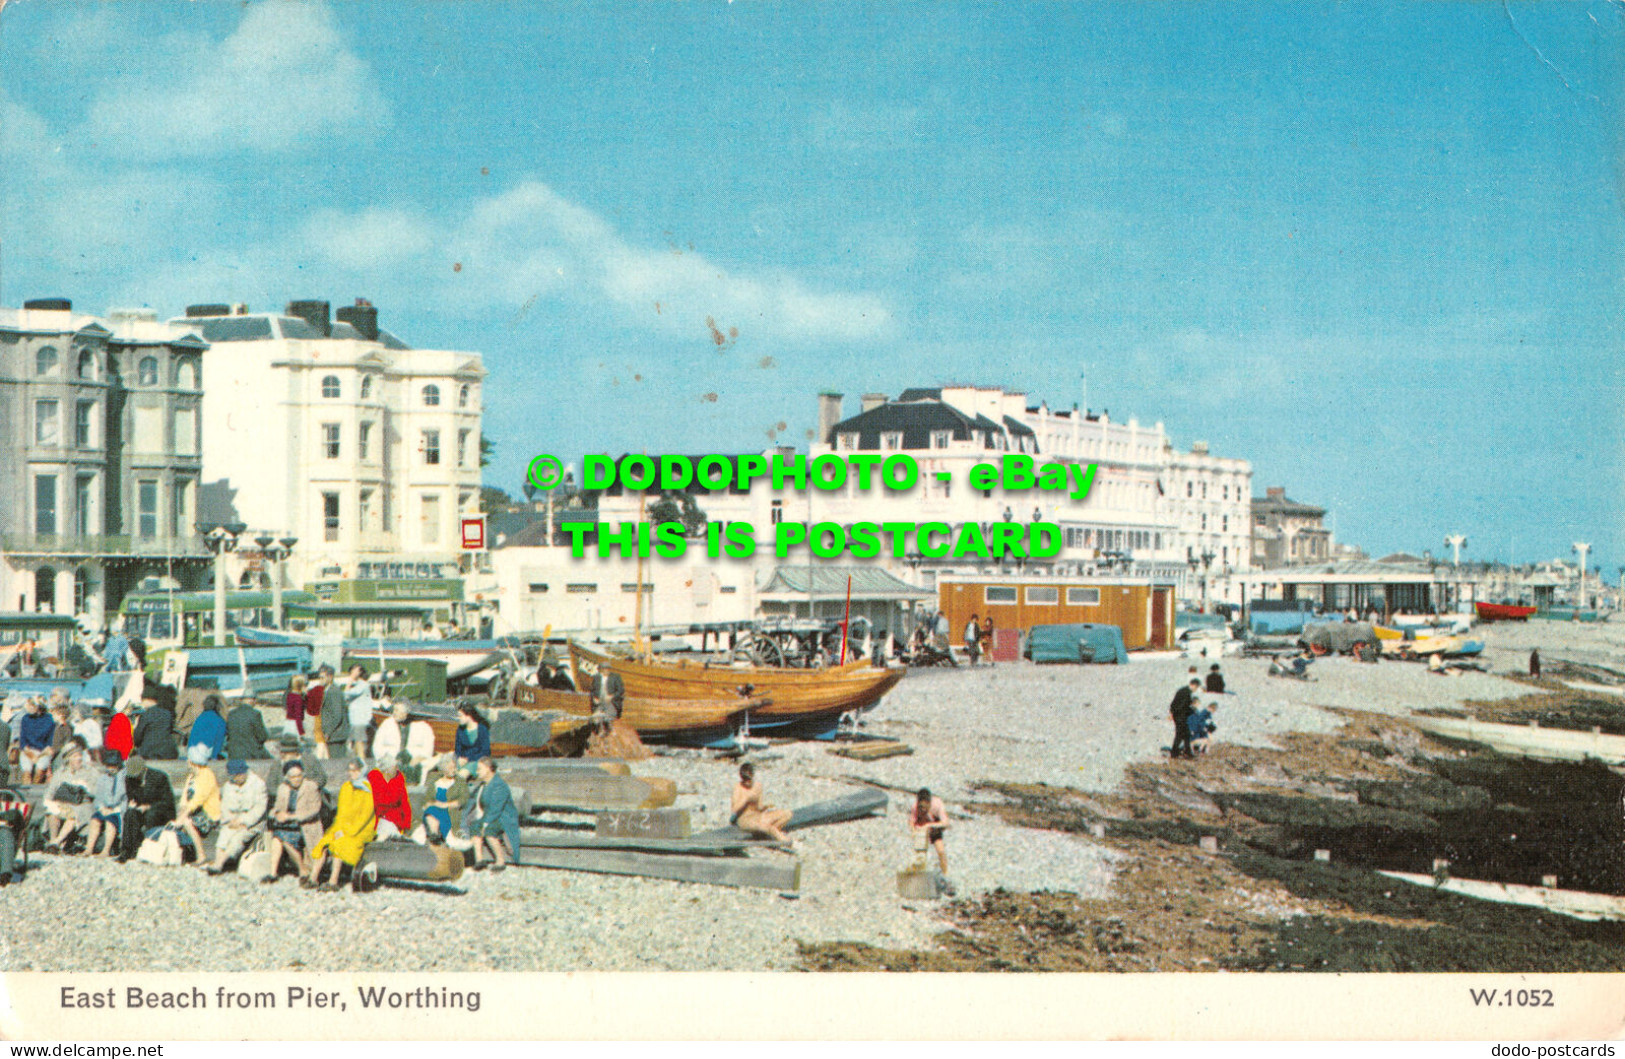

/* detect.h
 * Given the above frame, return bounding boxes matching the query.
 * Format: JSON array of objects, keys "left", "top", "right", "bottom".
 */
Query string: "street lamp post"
[
  {"left": 1573, "top": 542, "right": 1591, "bottom": 611},
  {"left": 1200, "top": 549, "right": 1215, "bottom": 613},
  {"left": 200, "top": 522, "right": 246, "bottom": 646},
  {"left": 256, "top": 535, "right": 298, "bottom": 629},
  {"left": 1444, "top": 535, "right": 1467, "bottom": 613}
]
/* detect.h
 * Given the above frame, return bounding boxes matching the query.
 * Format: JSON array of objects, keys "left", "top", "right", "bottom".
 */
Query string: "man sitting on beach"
[
  {"left": 1205, "top": 664, "right": 1226, "bottom": 694},
  {"left": 118, "top": 755, "right": 175, "bottom": 862},
  {"left": 730, "top": 761, "right": 792, "bottom": 845}
]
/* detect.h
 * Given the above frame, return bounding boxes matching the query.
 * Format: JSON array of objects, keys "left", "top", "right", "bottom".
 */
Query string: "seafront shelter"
[
  {"left": 1242, "top": 559, "right": 1481, "bottom": 616},
  {"left": 757, "top": 565, "right": 934, "bottom": 643}
]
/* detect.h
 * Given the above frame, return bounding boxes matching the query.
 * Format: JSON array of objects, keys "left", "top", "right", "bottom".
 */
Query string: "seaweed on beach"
[
  {"left": 799, "top": 716, "right": 1625, "bottom": 973},
  {"left": 1222, "top": 847, "right": 1625, "bottom": 972}
]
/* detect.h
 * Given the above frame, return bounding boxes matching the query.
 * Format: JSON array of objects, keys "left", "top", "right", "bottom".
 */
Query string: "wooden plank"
[
  {"left": 596, "top": 808, "right": 691, "bottom": 839},
  {"left": 514, "top": 773, "right": 676, "bottom": 812},
  {"left": 1378, "top": 871, "right": 1625, "bottom": 922},
  {"left": 830, "top": 741, "right": 913, "bottom": 761},
  {"left": 504, "top": 760, "right": 632, "bottom": 777},
  {"left": 1412, "top": 716, "right": 1625, "bottom": 765},
  {"left": 518, "top": 830, "right": 782, "bottom": 855},
  {"left": 520, "top": 845, "right": 800, "bottom": 890},
  {"left": 691, "top": 788, "right": 888, "bottom": 843}
]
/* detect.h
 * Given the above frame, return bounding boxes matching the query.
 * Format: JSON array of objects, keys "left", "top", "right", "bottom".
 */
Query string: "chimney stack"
[
  {"left": 1267, "top": 487, "right": 1286, "bottom": 501},
  {"left": 286, "top": 300, "right": 331, "bottom": 337},
  {"left": 860, "top": 392, "right": 888, "bottom": 413},
  {"left": 335, "top": 298, "right": 379, "bottom": 341},
  {"left": 817, "top": 391, "right": 844, "bottom": 445}
]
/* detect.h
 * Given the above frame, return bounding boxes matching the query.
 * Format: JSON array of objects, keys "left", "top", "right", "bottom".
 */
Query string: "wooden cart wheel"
[{"left": 750, "top": 635, "right": 786, "bottom": 667}]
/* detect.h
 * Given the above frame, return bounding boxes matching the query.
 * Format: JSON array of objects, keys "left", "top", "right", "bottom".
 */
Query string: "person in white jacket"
[
  {"left": 206, "top": 759, "right": 269, "bottom": 874},
  {"left": 371, "top": 702, "right": 436, "bottom": 781},
  {"left": 343, "top": 665, "right": 376, "bottom": 760}
]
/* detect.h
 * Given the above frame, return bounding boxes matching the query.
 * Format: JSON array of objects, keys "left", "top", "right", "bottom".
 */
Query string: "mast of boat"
[
  {"left": 806, "top": 487, "right": 815, "bottom": 657},
  {"left": 839, "top": 574, "right": 852, "bottom": 664},
  {"left": 635, "top": 489, "right": 648, "bottom": 660}
]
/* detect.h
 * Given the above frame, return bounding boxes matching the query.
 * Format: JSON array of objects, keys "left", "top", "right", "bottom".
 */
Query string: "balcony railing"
[{"left": 0, "top": 533, "right": 210, "bottom": 558}]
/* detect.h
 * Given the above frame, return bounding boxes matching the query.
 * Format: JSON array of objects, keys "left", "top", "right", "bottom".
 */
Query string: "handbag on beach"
[
  {"left": 137, "top": 827, "right": 182, "bottom": 866},
  {"left": 236, "top": 832, "right": 274, "bottom": 882}
]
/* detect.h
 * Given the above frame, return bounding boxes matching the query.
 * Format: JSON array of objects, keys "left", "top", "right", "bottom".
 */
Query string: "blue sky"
[{"left": 3, "top": 1, "right": 1621, "bottom": 568}]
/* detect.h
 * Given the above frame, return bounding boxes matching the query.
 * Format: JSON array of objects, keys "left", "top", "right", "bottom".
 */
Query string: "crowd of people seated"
[{"left": 0, "top": 665, "right": 517, "bottom": 889}]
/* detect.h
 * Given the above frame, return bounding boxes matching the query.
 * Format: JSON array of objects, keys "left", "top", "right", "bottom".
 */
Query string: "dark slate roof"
[
  {"left": 1003, "top": 415, "right": 1036, "bottom": 437},
  {"left": 489, "top": 511, "right": 548, "bottom": 540},
  {"left": 1252, "top": 493, "right": 1326, "bottom": 517},
  {"left": 497, "top": 521, "right": 553, "bottom": 548},
  {"left": 827, "top": 401, "right": 1001, "bottom": 449},
  {"left": 896, "top": 387, "right": 942, "bottom": 401}
]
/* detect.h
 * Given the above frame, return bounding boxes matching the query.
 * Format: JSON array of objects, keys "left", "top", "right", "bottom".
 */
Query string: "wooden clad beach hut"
[{"left": 937, "top": 576, "right": 1176, "bottom": 650}]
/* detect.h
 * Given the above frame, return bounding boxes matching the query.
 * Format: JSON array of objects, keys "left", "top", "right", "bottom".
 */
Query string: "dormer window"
[
  {"left": 880, "top": 432, "right": 903, "bottom": 451},
  {"left": 837, "top": 433, "right": 858, "bottom": 451},
  {"left": 930, "top": 430, "right": 951, "bottom": 449}
]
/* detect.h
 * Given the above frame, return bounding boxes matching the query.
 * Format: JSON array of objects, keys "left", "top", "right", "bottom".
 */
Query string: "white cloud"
[
  {"left": 1, "top": 89, "right": 222, "bottom": 287},
  {"left": 82, "top": 2, "right": 388, "bottom": 159},
  {"left": 303, "top": 180, "right": 894, "bottom": 345},
  {"left": 297, "top": 207, "right": 437, "bottom": 272}
]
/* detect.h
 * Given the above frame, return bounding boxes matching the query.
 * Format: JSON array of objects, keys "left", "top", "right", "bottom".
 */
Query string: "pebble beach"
[{"left": 3, "top": 619, "right": 1618, "bottom": 974}]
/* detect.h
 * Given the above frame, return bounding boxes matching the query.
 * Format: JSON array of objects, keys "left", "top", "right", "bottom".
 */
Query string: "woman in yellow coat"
[{"left": 307, "top": 758, "right": 375, "bottom": 891}]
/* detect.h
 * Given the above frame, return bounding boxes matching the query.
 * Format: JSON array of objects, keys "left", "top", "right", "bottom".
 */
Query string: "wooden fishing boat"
[
  {"left": 569, "top": 642, "right": 904, "bottom": 734},
  {"left": 1381, "top": 634, "right": 1484, "bottom": 659},
  {"left": 378, "top": 703, "right": 591, "bottom": 758},
  {"left": 1475, "top": 601, "right": 1536, "bottom": 622},
  {"left": 510, "top": 682, "right": 758, "bottom": 742}
]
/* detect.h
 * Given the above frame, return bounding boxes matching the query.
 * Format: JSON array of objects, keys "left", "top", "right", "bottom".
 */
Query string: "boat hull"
[
  {"left": 1476, "top": 602, "right": 1537, "bottom": 622},
  {"left": 568, "top": 643, "right": 905, "bottom": 732},
  {"left": 511, "top": 683, "right": 754, "bottom": 741}
]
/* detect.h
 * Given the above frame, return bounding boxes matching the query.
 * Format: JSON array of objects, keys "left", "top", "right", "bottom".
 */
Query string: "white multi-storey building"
[
  {"left": 170, "top": 299, "right": 484, "bottom": 589},
  {"left": 1163, "top": 439, "right": 1253, "bottom": 604},
  {"left": 585, "top": 385, "right": 1251, "bottom": 607},
  {"left": 0, "top": 300, "right": 209, "bottom": 626},
  {"left": 811, "top": 386, "right": 1250, "bottom": 598}
]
